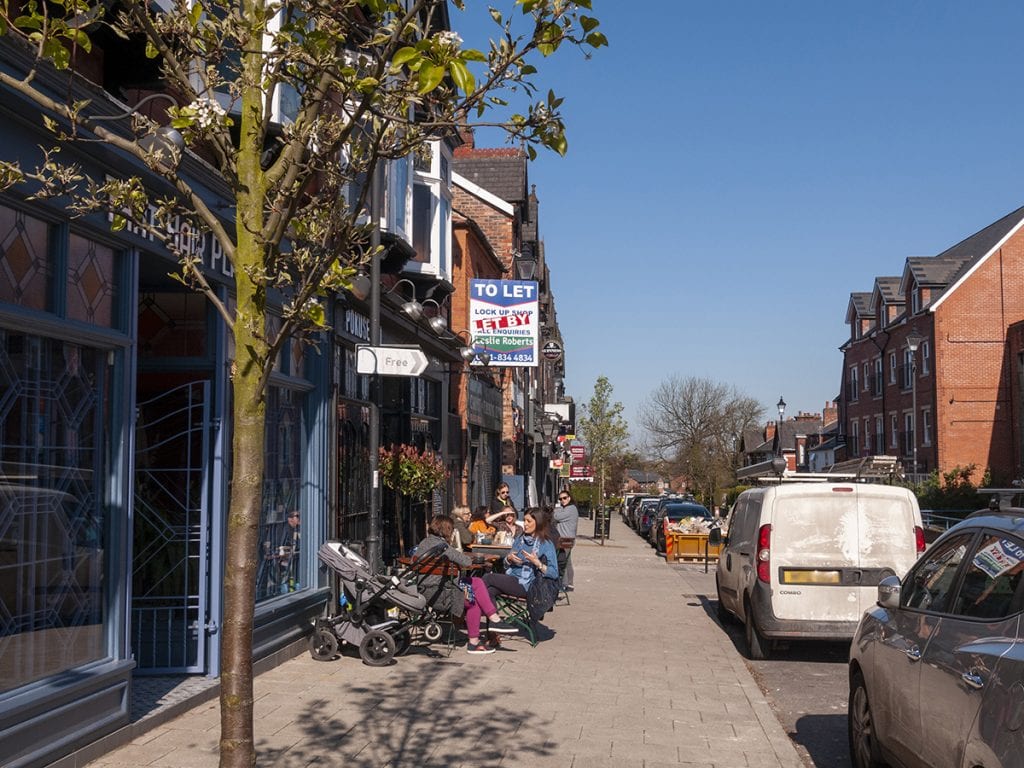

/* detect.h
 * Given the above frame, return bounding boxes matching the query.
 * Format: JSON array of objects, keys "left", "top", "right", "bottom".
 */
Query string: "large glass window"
[
  {"left": 0, "top": 331, "right": 110, "bottom": 693},
  {"left": 256, "top": 385, "right": 307, "bottom": 601},
  {"left": 0, "top": 205, "right": 51, "bottom": 312}
]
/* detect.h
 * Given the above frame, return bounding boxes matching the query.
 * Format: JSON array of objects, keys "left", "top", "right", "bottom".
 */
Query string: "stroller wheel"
[
  {"left": 423, "top": 621, "right": 443, "bottom": 643},
  {"left": 359, "top": 629, "right": 396, "bottom": 666},
  {"left": 309, "top": 628, "right": 339, "bottom": 661}
]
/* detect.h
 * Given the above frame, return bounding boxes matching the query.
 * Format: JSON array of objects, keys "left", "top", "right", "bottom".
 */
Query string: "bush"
[{"left": 913, "top": 464, "right": 990, "bottom": 511}]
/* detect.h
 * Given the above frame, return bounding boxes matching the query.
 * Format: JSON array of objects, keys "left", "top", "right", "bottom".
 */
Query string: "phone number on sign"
[{"left": 490, "top": 352, "right": 534, "bottom": 363}]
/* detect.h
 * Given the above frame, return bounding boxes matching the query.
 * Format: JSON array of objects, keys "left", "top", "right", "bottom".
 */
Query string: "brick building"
[{"left": 840, "top": 205, "right": 1024, "bottom": 482}]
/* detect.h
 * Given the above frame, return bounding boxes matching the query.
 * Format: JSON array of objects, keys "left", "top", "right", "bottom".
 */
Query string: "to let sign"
[{"left": 356, "top": 345, "right": 428, "bottom": 377}]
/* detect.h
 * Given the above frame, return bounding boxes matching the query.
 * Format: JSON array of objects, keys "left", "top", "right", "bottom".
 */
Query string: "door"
[
  {"left": 916, "top": 532, "right": 1024, "bottom": 768},
  {"left": 132, "top": 381, "right": 213, "bottom": 673},
  {"left": 877, "top": 532, "right": 973, "bottom": 767}
]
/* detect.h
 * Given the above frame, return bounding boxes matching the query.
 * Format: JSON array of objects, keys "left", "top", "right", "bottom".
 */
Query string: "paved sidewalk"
[{"left": 83, "top": 524, "right": 804, "bottom": 768}]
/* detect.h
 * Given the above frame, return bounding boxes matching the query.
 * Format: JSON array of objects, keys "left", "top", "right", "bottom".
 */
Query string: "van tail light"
[
  {"left": 914, "top": 525, "right": 926, "bottom": 554},
  {"left": 756, "top": 524, "right": 772, "bottom": 583}
]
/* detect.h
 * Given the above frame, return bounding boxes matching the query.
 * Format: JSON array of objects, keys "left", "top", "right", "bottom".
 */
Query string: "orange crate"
[{"left": 665, "top": 532, "right": 721, "bottom": 563}]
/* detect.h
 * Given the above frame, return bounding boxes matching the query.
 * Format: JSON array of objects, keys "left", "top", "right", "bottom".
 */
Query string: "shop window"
[
  {"left": 0, "top": 331, "right": 110, "bottom": 694},
  {"left": 0, "top": 204, "right": 52, "bottom": 312},
  {"left": 256, "top": 385, "right": 307, "bottom": 601},
  {"left": 67, "top": 234, "right": 118, "bottom": 327}
]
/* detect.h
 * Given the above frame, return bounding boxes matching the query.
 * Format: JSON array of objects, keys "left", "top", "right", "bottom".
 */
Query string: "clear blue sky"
[{"left": 453, "top": 1, "right": 1024, "bottom": 448}]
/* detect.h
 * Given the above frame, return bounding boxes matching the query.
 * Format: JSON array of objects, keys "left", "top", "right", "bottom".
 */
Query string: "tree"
[
  {"left": 0, "top": 2, "right": 605, "bottom": 765},
  {"left": 577, "top": 375, "right": 629, "bottom": 511},
  {"left": 640, "top": 375, "right": 762, "bottom": 504}
]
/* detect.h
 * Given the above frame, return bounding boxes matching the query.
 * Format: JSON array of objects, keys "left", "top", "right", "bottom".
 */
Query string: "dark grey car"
[{"left": 848, "top": 507, "right": 1024, "bottom": 768}]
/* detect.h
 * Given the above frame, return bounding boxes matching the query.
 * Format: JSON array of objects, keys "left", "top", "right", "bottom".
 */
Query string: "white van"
[{"left": 715, "top": 482, "right": 924, "bottom": 659}]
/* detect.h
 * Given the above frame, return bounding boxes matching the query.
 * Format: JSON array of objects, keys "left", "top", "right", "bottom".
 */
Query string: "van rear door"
[
  {"left": 770, "top": 486, "right": 863, "bottom": 623},
  {"left": 854, "top": 484, "right": 921, "bottom": 616},
  {"left": 770, "top": 485, "right": 921, "bottom": 623}
]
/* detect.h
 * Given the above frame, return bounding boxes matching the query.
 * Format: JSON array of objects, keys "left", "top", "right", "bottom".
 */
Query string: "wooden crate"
[{"left": 665, "top": 532, "right": 721, "bottom": 563}]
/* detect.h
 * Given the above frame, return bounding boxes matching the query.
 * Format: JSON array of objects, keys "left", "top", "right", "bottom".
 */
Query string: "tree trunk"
[
  {"left": 218, "top": 320, "right": 266, "bottom": 768},
  {"left": 219, "top": 16, "right": 269, "bottom": 763}
]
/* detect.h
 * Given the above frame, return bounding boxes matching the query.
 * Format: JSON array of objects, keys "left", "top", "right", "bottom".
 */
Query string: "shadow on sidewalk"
[{"left": 255, "top": 654, "right": 558, "bottom": 767}]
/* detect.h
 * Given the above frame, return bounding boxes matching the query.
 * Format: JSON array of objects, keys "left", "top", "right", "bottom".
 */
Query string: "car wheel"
[
  {"left": 744, "top": 597, "right": 771, "bottom": 660},
  {"left": 358, "top": 629, "right": 396, "bottom": 666},
  {"left": 849, "top": 670, "right": 885, "bottom": 768}
]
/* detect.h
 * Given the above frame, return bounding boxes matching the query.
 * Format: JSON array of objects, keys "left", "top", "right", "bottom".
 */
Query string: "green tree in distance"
[
  {"left": 0, "top": 1, "right": 605, "bottom": 765},
  {"left": 578, "top": 375, "right": 629, "bottom": 525}
]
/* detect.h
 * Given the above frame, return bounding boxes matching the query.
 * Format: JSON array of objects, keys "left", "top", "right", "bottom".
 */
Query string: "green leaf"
[
  {"left": 489, "top": 8, "right": 502, "bottom": 24},
  {"left": 526, "top": 144, "right": 537, "bottom": 161},
  {"left": 391, "top": 46, "right": 419, "bottom": 68},
  {"left": 307, "top": 302, "right": 325, "bottom": 326},
  {"left": 448, "top": 59, "right": 474, "bottom": 95},
  {"left": 586, "top": 31, "right": 608, "bottom": 48},
  {"left": 461, "top": 48, "right": 486, "bottom": 63},
  {"left": 42, "top": 115, "right": 58, "bottom": 133},
  {"left": 356, "top": 76, "right": 379, "bottom": 93},
  {"left": 110, "top": 214, "right": 126, "bottom": 231},
  {"left": 73, "top": 29, "right": 92, "bottom": 53},
  {"left": 189, "top": 1, "right": 202, "bottom": 27},
  {"left": 145, "top": 40, "right": 159, "bottom": 59},
  {"left": 580, "top": 15, "right": 599, "bottom": 33},
  {"left": 536, "top": 22, "right": 560, "bottom": 56},
  {"left": 416, "top": 63, "right": 444, "bottom": 94}
]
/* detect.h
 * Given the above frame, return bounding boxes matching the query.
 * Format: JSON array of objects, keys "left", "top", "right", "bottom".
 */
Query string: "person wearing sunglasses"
[
  {"left": 553, "top": 490, "right": 578, "bottom": 591},
  {"left": 489, "top": 481, "right": 518, "bottom": 519}
]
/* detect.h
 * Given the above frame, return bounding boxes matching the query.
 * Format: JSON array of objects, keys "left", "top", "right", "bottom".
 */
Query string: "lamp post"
[
  {"left": 366, "top": 163, "right": 384, "bottom": 572},
  {"left": 905, "top": 330, "right": 923, "bottom": 480},
  {"left": 776, "top": 395, "right": 786, "bottom": 460},
  {"left": 515, "top": 247, "right": 538, "bottom": 506}
]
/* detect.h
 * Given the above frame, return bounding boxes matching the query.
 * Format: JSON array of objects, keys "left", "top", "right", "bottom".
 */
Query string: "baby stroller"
[{"left": 310, "top": 540, "right": 456, "bottom": 665}]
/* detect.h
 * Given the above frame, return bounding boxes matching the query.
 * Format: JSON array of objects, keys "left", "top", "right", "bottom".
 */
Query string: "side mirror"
[
  {"left": 708, "top": 527, "right": 723, "bottom": 546},
  {"left": 877, "top": 575, "right": 901, "bottom": 609}
]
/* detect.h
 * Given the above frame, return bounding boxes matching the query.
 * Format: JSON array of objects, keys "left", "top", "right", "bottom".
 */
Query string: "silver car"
[{"left": 848, "top": 507, "right": 1024, "bottom": 768}]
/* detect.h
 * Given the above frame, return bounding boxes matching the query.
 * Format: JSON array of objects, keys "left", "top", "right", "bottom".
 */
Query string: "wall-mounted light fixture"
[
  {"left": 348, "top": 271, "right": 371, "bottom": 301},
  {"left": 421, "top": 298, "right": 447, "bottom": 335},
  {"left": 514, "top": 244, "right": 537, "bottom": 281},
  {"left": 451, "top": 329, "right": 490, "bottom": 366},
  {"left": 91, "top": 92, "right": 184, "bottom": 173},
  {"left": 385, "top": 278, "right": 423, "bottom": 320}
]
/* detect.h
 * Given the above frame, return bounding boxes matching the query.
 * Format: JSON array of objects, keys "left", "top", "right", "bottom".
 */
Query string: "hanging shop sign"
[
  {"left": 468, "top": 279, "right": 539, "bottom": 367},
  {"left": 541, "top": 340, "right": 563, "bottom": 361}
]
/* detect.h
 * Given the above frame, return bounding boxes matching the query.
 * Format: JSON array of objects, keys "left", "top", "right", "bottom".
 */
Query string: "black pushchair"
[{"left": 310, "top": 540, "right": 460, "bottom": 665}]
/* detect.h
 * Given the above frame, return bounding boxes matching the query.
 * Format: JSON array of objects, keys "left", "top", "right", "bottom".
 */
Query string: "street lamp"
[
  {"left": 451, "top": 329, "right": 490, "bottom": 366},
  {"left": 905, "top": 329, "right": 923, "bottom": 479},
  {"left": 421, "top": 298, "right": 447, "bottom": 335},
  {"left": 775, "top": 396, "right": 786, "bottom": 459},
  {"left": 514, "top": 245, "right": 539, "bottom": 505}
]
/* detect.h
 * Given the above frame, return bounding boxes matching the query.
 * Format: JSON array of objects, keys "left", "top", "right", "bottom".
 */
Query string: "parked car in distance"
[
  {"left": 626, "top": 494, "right": 653, "bottom": 529},
  {"left": 848, "top": 506, "right": 1024, "bottom": 768},
  {"left": 635, "top": 497, "right": 663, "bottom": 538},
  {"left": 650, "top": 501, "right": 712, "bottom": 553},
  {"left": 716, "top": 481, "right": 924, "bottom": 660}
]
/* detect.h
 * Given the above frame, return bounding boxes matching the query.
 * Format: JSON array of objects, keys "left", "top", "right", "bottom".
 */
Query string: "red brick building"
[{"left": 840, "top": 205, "right": 1024, "bottom": 483}]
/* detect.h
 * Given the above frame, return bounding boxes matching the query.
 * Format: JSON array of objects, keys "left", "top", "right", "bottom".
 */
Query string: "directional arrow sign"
[{"left": 356, "top": 345, "right": 429, "bottom": 377}]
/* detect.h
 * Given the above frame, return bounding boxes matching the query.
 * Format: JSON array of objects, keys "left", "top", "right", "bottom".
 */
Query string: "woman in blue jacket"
[{"left": 484, "top": 507, "right": 559, "bottom": 600}]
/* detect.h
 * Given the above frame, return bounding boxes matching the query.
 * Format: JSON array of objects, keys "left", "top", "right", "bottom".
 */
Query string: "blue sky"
[{"left": 453, "top": 2, "right": 1024, "bottom": 448}]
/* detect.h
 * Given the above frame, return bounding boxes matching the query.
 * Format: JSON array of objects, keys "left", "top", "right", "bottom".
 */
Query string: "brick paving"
[{"left": 78, "top": 521, "right": 804, "bottom": 768}]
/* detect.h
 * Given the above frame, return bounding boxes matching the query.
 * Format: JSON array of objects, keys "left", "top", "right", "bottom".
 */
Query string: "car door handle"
[
  {"left": 961, "top": 672, "right": 985, "bottom": 690},
  {"left": 905, "top": 646, "right": 922, "bottom": 661}
]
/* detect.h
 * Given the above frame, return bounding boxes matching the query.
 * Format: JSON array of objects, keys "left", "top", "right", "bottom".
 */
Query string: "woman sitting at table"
[
  {"left": 483, "top": 507, "right": 559, "bottom": 602},
  {"left": 468, "top": 506, "right": 496, "bottom": 539},
  {"left": 414, "top": 515, "right": 518, "bottom": 655},
  {"left": 485, "top": 508, "right": 522, "bottom": 545}
]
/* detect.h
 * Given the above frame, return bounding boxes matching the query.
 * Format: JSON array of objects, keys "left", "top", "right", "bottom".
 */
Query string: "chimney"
[
  {"left": 765, "top": 421, "right": 776, "bottom": 442},
  {"left": 822, "top": 400, "right": 838, "bottom": 427},
  {"left": 458, "top": 124, "right": 474, "bottom": 150}
]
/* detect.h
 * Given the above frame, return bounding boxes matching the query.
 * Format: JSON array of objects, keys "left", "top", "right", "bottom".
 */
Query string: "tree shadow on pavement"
[{"left": 253, "top": 652, "right": 555, "bottom": 767}]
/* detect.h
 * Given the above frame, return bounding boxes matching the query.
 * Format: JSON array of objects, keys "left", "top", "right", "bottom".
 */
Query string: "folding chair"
[{"left": 493, "top": 593, "right": 537, "bottom": 646}]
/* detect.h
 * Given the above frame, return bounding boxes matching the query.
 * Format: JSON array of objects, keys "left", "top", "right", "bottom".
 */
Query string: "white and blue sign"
[{"left": 468, "top": 279, "right": 540, "bottom": 367}]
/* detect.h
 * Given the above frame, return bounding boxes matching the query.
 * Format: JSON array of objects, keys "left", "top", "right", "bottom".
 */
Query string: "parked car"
[
  {"left": 649, "top": 501, "right": 712, "bottom": 553},
  {"left": 626, "top": 494, "right": 653, "bottom": 529},
  {"left": 716, "top": 481, "right": 924, "bottom": 660},
  {"left": 848, "top": 506, "right": 1024, "bottom": 768},
  {"left": 635, "top": 497, "right": 663, "bottom": 538}
]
